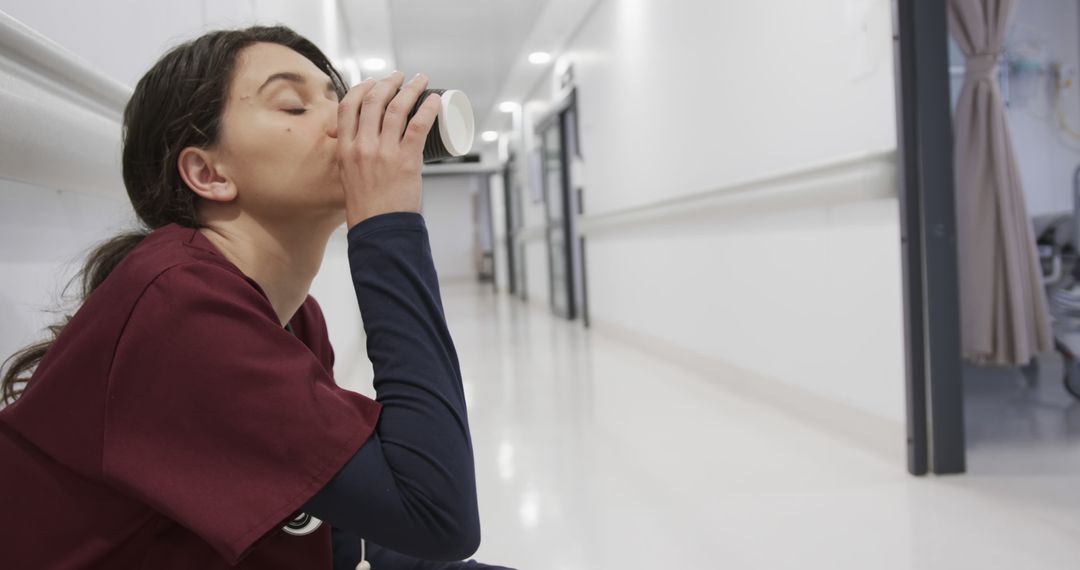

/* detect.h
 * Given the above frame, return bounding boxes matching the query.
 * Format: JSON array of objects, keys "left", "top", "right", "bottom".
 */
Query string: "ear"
[{"left": 177, "top": 147, "right": 237, "bottom": 202}]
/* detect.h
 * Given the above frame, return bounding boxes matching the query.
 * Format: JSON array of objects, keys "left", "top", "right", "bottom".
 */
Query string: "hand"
[{"left": 337, "top": 70, "right": 442, "bottom": 229}]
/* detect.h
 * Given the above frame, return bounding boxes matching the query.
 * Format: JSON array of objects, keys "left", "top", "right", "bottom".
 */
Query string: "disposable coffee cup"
[{"left": 404, "top": 88, "right": 475, "bottom": 163}]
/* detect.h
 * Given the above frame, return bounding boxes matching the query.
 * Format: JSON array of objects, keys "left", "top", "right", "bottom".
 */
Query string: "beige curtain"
[{"left": 949, "top": 0, "right": 1053, "bottom": 366}]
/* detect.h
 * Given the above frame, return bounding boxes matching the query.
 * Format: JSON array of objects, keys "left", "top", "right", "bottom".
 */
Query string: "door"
[
  {"left": 503, "top": 151, "right": 527, "bottom": 300},
  {"left": 563, "top": 102, "right": 590, "bottom": 328},
  {"left": 536, "top": 90, "right": 589, "bottom": 323},
  {"left": 539, "top": 121, "right": 574, "bottom": 319}
]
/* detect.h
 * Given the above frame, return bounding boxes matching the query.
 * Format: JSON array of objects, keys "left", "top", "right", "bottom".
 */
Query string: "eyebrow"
[{"left": 256, "top": 71, "right": 337, "bottom": 96}]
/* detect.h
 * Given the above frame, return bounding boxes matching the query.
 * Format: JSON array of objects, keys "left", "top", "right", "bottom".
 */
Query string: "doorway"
[
  {"left": 895, "top": 0, "right": 1080, "bottom": 477},
  {"left": 535, "top": 89, "right": 589, "bottom": 325}
]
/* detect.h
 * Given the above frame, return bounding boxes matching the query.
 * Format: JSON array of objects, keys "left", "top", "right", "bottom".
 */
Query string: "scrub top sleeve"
[{"left": 101, "top": 261, "right": 382, "bottom": 566}]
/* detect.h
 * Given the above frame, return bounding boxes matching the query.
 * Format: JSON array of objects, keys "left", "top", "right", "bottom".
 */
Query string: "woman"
[{"left": 0, "top": 25, "right": 513, "bottom": 570}]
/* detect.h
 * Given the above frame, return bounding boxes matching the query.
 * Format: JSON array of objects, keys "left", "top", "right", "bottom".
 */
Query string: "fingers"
[
  {"left": 357, "top": 71, "right": 405, "bottom": 146},
  {"left": 337, "top": 78, "right": 376, "bottom": 144},
  {"left": 401, "top": 92, "right": 442, "bottom": 155},
  {"left": 381, "top": 73, "right": 430, "bottom": 144}
]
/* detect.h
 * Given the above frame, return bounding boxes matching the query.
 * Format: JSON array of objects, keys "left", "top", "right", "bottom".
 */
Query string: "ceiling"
[
  {"left": 387, "top": 0, "right": 548, "bottom": 130},
  {"left": 338, "top": 0, "right": 599, "bottom": 147}
]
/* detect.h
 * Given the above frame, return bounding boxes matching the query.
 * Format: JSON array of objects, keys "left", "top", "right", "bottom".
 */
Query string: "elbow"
[
  {"left": 424, "top": 509, "right": 481, "bottom": 561},
  {"left": 427, "top": 475, "right": 481, "bottom": 560},
  {"left": 457, "top": 520, "right": 482, "bottom": 560}
]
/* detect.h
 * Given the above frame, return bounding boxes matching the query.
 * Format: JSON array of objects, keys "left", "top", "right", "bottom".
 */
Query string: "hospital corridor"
[{"left": 3, "top": 0, "right": 1080, "bottom": 569}]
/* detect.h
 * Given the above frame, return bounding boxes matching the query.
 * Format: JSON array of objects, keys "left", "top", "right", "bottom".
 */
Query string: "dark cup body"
[{"left": 403, "top": 88, "right": 453, "bottom": 164}]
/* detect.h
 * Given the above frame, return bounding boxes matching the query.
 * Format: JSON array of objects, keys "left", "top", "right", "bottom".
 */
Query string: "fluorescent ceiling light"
[
  {"left": 528, "top": 52, "right": 552, "bottom": 64},
  {"left": 481, "top": 131, "right": 499, "bottom": 142},
  {"left": 362, "top": 58, "right": 387, "bottom": 71},
  {"left": 498, "top": 101, "right": 519, "bottom": 113}
]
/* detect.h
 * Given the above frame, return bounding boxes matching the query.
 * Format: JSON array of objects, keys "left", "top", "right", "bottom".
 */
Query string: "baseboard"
[{"left": 590, "top": 317, "right": 906, "bottom": 465}]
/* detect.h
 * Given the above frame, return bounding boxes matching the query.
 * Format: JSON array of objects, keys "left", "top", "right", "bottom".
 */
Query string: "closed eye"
[{"left": 284, "top": 108, "right": 307, "bottom": 115}]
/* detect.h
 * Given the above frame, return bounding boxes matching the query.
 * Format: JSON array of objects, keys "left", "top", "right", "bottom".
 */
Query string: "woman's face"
[{"left": 186, "top": 42, "right": 346, "bottom": 225}]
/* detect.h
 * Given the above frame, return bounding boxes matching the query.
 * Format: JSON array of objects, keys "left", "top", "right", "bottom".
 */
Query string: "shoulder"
[
  {"left": 109, "top": 261, "right": 306, "bottom": 385},
  {"left": 128, "top": 226, "right": 278, "bottom": 312},
  {"left": 97, "top": 223, "right": 257, "bottom": 311},
  {"left": 125, "top": 261, "right": 279, "bottom": 339}
]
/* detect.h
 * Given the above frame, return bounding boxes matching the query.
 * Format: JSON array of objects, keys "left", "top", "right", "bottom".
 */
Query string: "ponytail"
[{"left": 1, "top": 229, "right": 149, "bottom": 407}]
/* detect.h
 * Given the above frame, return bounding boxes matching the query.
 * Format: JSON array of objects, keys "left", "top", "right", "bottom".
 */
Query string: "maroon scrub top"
[{"left": 0, "top": 223, "right": 382, "bottom": 568}]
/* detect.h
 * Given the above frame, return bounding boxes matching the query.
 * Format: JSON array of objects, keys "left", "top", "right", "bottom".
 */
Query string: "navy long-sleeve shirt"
[{"left": 295, "top": 212, "right": 513, "bottom": 570}]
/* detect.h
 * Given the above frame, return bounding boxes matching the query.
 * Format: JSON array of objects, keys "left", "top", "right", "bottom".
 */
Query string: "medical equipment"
[{"left": 1031, "top": 164, "right": 1080, "bottom": 399}]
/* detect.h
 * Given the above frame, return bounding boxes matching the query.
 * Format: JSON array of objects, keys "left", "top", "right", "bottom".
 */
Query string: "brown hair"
[{"left": 1, "top": 25, "right": 348, "bottom": 407}]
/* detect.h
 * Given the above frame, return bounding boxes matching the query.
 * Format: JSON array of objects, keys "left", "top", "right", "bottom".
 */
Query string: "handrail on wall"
[
  {"left": 516, "top": 148, "right": 898, "bottom": 240},
  {"left": 0, "top": 10, "right": 130, "bottom": 119},
  {"left": 582, "top": 148, "right": 897, "bottom": 233},
  {"left": 0, "top": 10, "right": 132, "bottom": 198}
]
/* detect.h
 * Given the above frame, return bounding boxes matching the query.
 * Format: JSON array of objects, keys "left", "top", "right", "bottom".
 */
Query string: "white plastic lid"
[{"left": 437, "top": 89, "right": 475, "bottom": 156}]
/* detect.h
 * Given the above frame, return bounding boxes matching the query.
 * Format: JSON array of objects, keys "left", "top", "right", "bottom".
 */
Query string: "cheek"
[
  {"left": 228, "top": 119, "right": 338, "bottom": 202},
  {"left": 220, "top": 111, "right": 318, "bottom": 199},
  {"left": 253, "top": 129, "right": 315, "bottom": 177}
]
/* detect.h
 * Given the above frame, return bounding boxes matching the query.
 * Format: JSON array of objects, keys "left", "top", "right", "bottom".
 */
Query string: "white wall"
[
  {"left": 535, "top": 0, "right": 897, "bottom": 216},
  {"left": 0, "top": 181, "right": 136, "bottom": 361},
  {"left": 422, "top": 175, "right": 480, "bottom": 282},
  {"left": 510, "top": 0, "right": 906, "bottom": 450}
]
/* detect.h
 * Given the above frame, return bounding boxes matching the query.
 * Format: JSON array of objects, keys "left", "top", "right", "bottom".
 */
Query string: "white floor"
[{"left": 344, "top": 282, "right": 1080, "bottom": 570}]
